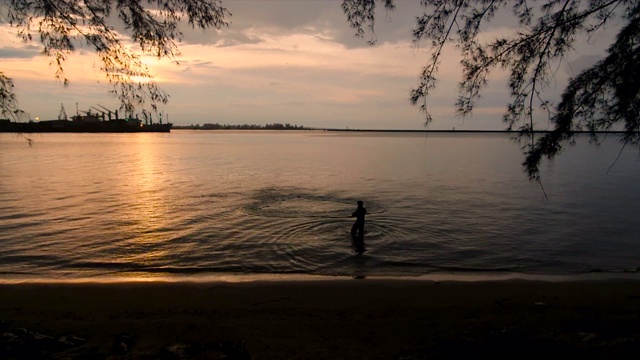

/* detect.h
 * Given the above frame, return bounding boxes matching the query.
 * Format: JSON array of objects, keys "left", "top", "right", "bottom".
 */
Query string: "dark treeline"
[{"left": 174, "top": 123, "right": 306, "bottom": 130}]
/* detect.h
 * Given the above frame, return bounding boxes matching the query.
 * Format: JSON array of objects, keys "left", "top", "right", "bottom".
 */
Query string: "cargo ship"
[{"left": 0, "top": 104, "right": 172, "bottom": 133}]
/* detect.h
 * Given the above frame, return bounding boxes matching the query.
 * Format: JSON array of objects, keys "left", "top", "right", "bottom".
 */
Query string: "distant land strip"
[
  {"left": 174, "top": 124, "right": 635, "bottom": 134},
  {"left": 173, "top": 123, "right": 306, "bottom": 130},
  {"left": 322, "top": 129, "right": 636, "bottom": 133}
]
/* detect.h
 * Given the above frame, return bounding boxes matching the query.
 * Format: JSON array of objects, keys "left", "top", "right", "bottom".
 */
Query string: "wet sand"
[{"left": 2, "top": 278, "right": 640, "bottom": 359}]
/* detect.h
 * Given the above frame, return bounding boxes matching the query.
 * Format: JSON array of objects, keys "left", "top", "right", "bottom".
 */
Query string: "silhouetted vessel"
[{"left": 0, "top": 104, "right": 172, "bottom": 133}]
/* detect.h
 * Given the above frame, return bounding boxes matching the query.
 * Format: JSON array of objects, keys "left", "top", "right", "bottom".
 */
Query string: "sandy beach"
[{"left": 2, "top": 277, "right": 640, "bottom": 359}]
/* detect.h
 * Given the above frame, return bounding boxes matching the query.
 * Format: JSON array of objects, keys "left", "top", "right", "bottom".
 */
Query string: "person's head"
[{"left": 357, "top": 200, "right": 363, "bottom": 207}]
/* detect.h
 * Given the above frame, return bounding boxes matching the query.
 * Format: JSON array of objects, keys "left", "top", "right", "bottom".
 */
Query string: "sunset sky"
[{"left": 0, "top": 1, "right": 618, "bottom": 129}]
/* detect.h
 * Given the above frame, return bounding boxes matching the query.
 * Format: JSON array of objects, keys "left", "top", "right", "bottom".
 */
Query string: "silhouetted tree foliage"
[
  {"left": 0, "top": 0, "right": 230, "bottom": 117},
  {"left": 343, "top": 0, "right": 640, "bottom": 179},
  {"left": 0, "top": 72, "right": 20, "bottom": 118}
]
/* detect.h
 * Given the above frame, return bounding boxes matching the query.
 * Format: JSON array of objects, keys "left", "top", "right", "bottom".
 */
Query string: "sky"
[{"left": 0, "top": 0, "right": 619, "bottom": 130}]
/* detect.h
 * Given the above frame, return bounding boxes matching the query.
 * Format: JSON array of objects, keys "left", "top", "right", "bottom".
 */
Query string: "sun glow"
[{"left": 128, "top": 75, "right": 155, "bottom": 84}]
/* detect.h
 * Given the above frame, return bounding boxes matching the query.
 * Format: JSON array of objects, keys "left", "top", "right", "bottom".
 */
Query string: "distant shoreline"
[
  {"left": 174, "top": 127, "right": 634, "bottom": 134},
  {"left": 322, "top": 128, "right": 625, "bottom": 133}
]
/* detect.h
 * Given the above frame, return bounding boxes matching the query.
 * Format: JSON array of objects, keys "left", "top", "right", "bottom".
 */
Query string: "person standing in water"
[{"left": 351, "top": 200, "right": 367, "bottom": 240}]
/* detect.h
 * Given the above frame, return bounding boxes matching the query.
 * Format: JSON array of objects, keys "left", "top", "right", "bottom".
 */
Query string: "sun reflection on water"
[{"left": 121, "top": 135, "right": 174, "bottom": 251}]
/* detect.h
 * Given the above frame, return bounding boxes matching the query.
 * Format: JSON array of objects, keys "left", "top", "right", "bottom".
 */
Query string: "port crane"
[
  {"left": 96, "top": 104, "right": 119, "bottom": 121},
  {"left": 58, "top": 103, "right": 68, "bottom": 121},
  {"left": 88, "top": 106, "right": 107, "bottom": 121}
]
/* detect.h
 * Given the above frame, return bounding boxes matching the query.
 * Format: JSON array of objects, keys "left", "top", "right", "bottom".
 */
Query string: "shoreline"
[
  {"left": 3, "top": 277, "right": 640, "bottom": 358},
  {"left": 2, "top": 270, "right": 640, "bottom": 285}
]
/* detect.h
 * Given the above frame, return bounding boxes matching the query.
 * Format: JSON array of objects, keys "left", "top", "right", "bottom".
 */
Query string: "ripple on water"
[
  {"left": 233, "top": 188, "right": 415, "bottom": 273},
  {"left": 243, "top": 187, "right": 387, "bottom": 219}
]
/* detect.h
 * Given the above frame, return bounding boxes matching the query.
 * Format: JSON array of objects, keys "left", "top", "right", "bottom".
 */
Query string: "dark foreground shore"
[{"left": 2, "top": 278, "right": 640, "bottom": 359}]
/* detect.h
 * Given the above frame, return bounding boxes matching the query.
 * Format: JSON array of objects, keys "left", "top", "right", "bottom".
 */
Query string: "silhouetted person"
[
  {"left": 351, "top": 201, "right": 367, "bottom": 254},
  {"left": 351, "top": 201, "right": 367, "bottom": 237}
]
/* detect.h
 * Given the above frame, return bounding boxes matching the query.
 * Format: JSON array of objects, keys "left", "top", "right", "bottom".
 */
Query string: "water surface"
[{"left": 1, "top": 131, "right": 639, "bottom": 280}]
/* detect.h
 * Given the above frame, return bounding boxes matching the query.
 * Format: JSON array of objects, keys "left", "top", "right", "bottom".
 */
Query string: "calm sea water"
[{"left": 1, "top": 130, "right": 639, "bottom": 280}]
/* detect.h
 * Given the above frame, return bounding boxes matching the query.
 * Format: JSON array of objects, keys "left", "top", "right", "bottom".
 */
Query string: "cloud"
[
  {"left": 565, "top": 55, "right": 603, "bottom": 77},
  {"left": 181, "top": 26, "right": 264, "bottom": 47},
  {"left": 183, "top": 60, "right": 218, "bottom": 69},
  {"left": 0, "top": 0, "right": 621, "bottom": 130},
  {"left": 178, "top": 0, "right": 425, "bottom": 49},
  {"left": 0, "top": 46, "right": 39, "bottom": 59},
  {"left": 177, "top": 59, "right": 218, "bottom": 74}
]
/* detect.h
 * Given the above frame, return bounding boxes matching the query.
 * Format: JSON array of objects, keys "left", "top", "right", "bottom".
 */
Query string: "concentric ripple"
[
  {"left": 235, "top": 187, "right": 424, "bottom": 274},
  {"left": 243, "top": 187, "right": 387, "bottom": 219}
]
